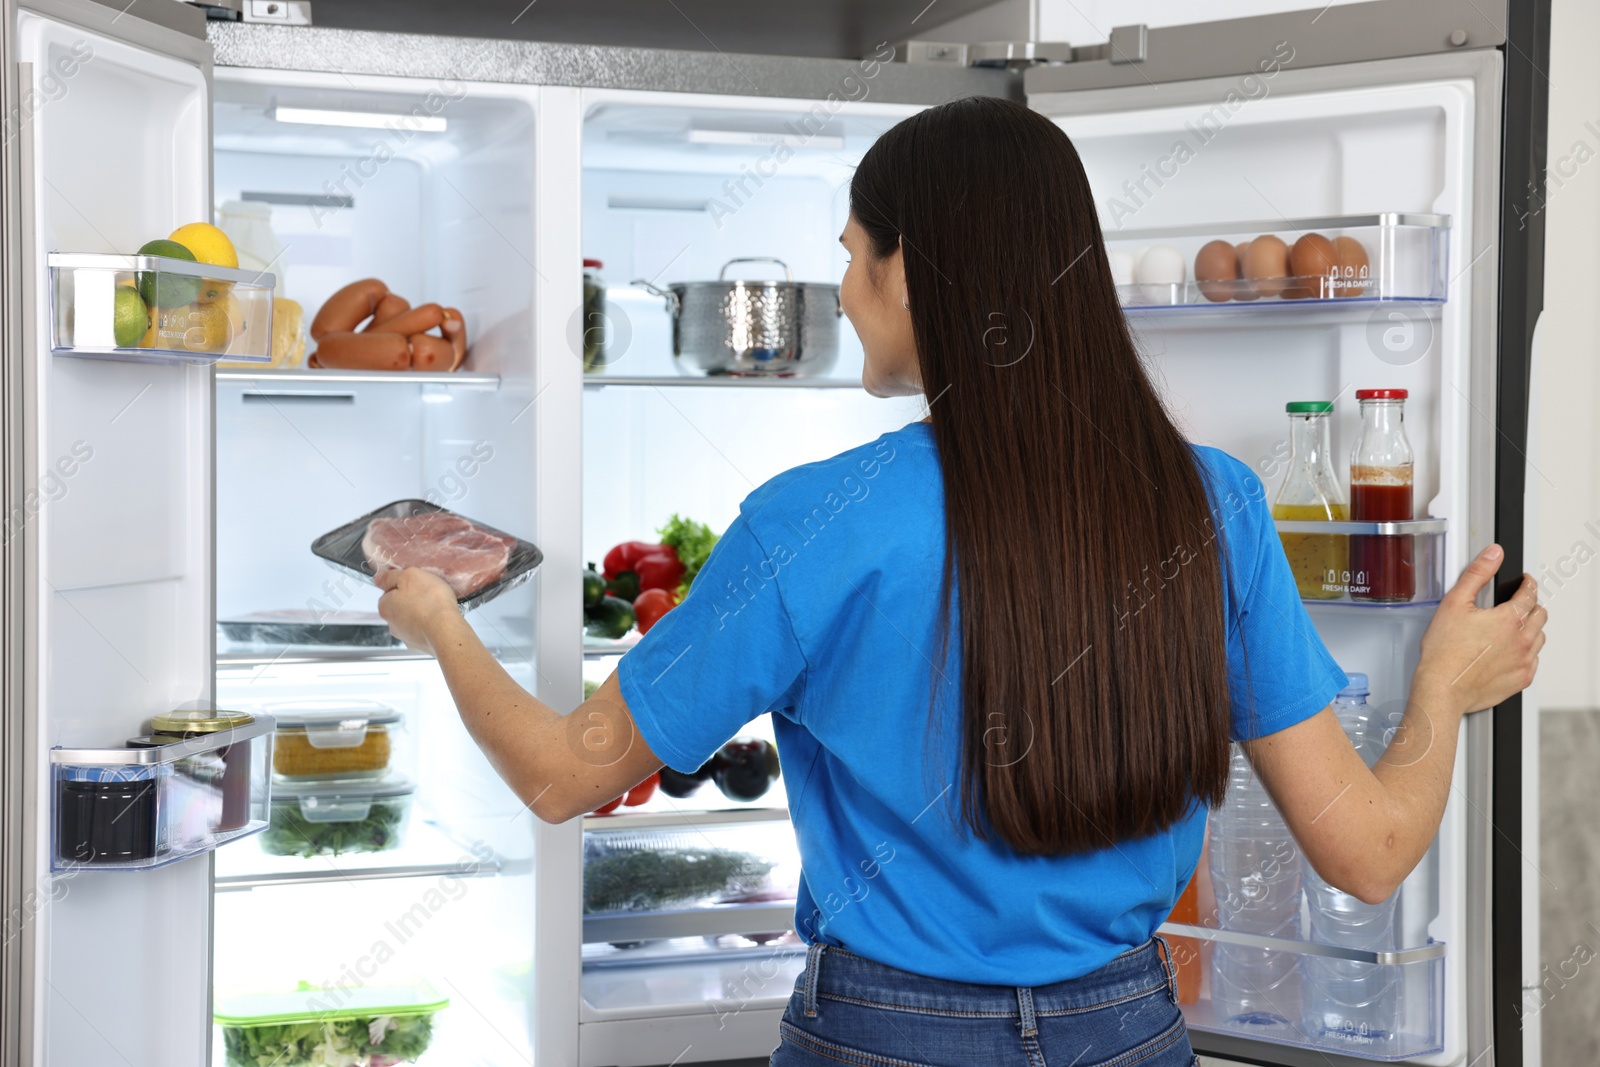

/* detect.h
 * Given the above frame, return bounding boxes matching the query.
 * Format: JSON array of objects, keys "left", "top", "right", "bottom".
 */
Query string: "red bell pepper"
[
  {"left": 623, "top": 772, "right": 659, "bottom": 806},
  {"left": 634, "top": 548, "right": 685, "bottom": 593},
  {"left": 602, "top": 540, "right": 661, "bottom": 580}
]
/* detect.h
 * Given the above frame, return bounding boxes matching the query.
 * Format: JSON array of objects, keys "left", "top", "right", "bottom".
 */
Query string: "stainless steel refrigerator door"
[{"left": 2, "top": 1, "right": 214, "bottom": 1064}]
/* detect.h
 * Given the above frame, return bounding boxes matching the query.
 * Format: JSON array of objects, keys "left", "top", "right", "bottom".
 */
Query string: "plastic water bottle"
[
  {"left": 1209, "top": 741, "right": 1302, "bottom": 1029},
  {"left": 1302, "top": 673, "right": 1402, "bottom": 1045}
]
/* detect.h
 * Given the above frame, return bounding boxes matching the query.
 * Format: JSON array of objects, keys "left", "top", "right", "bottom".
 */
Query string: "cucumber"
[
  {"left": 585, "top": 596, "right": 636, "bottom": 639},
  {"left": 583, "top": 567, "right": 607, "bottom": 609}
]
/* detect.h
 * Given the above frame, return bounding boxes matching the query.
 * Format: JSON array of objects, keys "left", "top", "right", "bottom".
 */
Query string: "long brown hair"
[{"left": 851, "top": 96, "right": 1232, "bottom": 855}]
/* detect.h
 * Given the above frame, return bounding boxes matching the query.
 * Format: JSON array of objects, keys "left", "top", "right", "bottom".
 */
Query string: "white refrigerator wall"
[{"left": 19, "top": 9, "right": 215, "bottom": 1066}]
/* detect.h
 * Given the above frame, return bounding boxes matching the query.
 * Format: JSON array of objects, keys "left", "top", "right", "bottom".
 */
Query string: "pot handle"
[
  {"left": 718, "top": 257, "right": 794, "bottom": 283},
  {"left": 630, "top": 278, "right": 681, "bottom": 316}
]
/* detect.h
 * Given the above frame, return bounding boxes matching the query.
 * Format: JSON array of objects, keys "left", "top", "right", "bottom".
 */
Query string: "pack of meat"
[
  {"left": 307, "top": 279, "right": 469, "bottom": 371},
  {"left": 311, "top": 500, "right": 544, "bottom": 610}
]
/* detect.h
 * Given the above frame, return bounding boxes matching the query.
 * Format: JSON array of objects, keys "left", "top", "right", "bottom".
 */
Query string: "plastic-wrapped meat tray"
[
  {"left": 218, "top": 610, "right": 400, "bottom": 648},
  {"left": 310, "top": 499, "right": 543, "bottom": 611}
]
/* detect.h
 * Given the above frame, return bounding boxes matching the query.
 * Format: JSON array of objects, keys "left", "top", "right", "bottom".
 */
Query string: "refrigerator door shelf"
[
  {"left": 50, "top": 716, "right": 275, "bottom": 872},
  {"left": 1160, "top": 922, "right": 1446, "bottom": 1061},
  {"left": 1274, "top": 518, "right": 1447, "bottom": 606},
  {"left": 48, "top": 252, "right": 276, "bottom": 365},
  {"left": 1108, "top": 213, "right": 1450, "bottom": 313}
]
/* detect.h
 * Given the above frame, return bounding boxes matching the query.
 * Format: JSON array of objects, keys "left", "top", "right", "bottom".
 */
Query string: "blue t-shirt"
[{"left": 617, "top": 421, "right": 1346, "bottom": 986}]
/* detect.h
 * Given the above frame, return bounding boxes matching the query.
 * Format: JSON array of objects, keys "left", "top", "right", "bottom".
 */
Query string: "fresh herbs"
[
  {"left": 656, "top": 514, "right": 720, "bottom": 599},
  {"left": 222, "top": 1013, "right": 435, "bottom": 1067},
  {"left": 261, "top": 797, "right": 407, "bottom": 858},
  {"left": 583, "top": 842, "right": 773, "bottom": 913}
]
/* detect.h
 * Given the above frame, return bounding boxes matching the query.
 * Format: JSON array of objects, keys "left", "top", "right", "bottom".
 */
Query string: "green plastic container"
[{"left": 215, "top": 978, "right": 447, "bottom": 1067}]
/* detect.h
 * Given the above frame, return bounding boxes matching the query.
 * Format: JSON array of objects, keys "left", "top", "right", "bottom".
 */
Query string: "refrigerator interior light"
[{"left": 271, "top": 106, "right": 448, "bottom": 133}]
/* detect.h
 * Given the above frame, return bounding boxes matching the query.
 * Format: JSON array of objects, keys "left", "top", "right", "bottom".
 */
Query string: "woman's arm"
[
  {"left": 375, "top": 567, "right": 661, "bottom": 823},
  {"left": 1248, "top": 544, "right": 1545, "bottom": 904}
]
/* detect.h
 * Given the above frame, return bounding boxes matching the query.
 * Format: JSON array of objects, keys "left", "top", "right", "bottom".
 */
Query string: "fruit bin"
[
  {"left": 581, "top": 818, "right": 800, "bottom": 942},
  {"left": 50, "top": 715, "right": 275, "bottom": 871},
  {"left": 1104, "top": 213, "right": 1449, "bottom": 311},
  {"left": 1158, "top": 922, "right": 1445, "bottom": 1060},
  {"left": 1274, "top": 518, "right": 1446, "bottom": 605},
  {"left": 48, "top": 252, "right": 275, "bottom": 365}
]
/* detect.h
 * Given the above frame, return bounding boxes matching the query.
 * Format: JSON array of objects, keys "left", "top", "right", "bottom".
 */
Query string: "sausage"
[
  {"left": 369, "top": 303, "right": 445, "bottom": 337},
  {"left": 363, "top": 293, "right": 411, "bottom": 331},
  {"left": 441, "top": 309, "right": 468, "bottom": 370},
  {"left": 312, "top": 330, "right": 411, "bottom": 371},
  {"left": 409, "top": 332, "right": 456, "bottom": 371},
  {"left": 311, "top": 279, "right": 389, "bottom": 340}
]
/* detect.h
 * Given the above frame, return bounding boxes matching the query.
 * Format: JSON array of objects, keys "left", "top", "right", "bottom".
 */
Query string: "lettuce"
[{"left": 222, "top": 1013, "right": 434, "bottom": 1067}]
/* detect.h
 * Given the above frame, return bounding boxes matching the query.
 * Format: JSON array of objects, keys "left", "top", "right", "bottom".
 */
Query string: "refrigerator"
[{"left": 0, "top": 0, "right": 1547, "bottom": 1065}]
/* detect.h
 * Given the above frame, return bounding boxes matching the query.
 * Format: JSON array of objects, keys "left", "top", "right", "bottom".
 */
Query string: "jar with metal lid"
[{"left": 150, "top": 710, "right": 256, "bottom": 831}]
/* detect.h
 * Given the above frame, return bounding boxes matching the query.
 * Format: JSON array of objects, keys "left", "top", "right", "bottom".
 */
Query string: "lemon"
[
  {"left": 169, "top": 223, "right": 237, "bottom": 304},
  {"left": 169, "top": 301, "right": 235, "bottom": 354},
  {"left": 112, "top": 286, "right": 149, "bottom": 348},
  {"left": 136, "top": 239, "right": 201, "bottom": 308}
]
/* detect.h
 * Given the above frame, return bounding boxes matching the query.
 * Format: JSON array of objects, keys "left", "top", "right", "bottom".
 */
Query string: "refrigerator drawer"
[
  {"left": 50, "top": 715, "right": 275, "bottom": 871},
  {"left": 48, "top": 252, "right": 276, "bottom": 365},
  {"left": 1161, "top": 922, "right": 1446, "bottom": 1061}
]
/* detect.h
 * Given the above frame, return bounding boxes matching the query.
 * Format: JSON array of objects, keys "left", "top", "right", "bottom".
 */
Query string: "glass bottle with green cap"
[{"left": 1272, "top": 401, "right": 1348, "bottom": 600}]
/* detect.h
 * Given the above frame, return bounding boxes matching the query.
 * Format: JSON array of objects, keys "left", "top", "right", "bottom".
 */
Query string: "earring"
[{"left": 902, "top": 295, "right": 910, "bottom": 311}]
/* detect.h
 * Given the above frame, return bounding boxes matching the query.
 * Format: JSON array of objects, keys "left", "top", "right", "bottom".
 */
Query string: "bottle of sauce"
[
  {"left": 1349, "top": 389, "right": 1415, "bottom": 602},
  {"left": 1271, "top": 401, "right": 1347, "bottom": 599}
]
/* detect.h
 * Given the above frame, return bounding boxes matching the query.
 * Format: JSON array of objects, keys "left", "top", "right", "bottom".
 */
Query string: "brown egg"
[
  {"left": 1233, "top": 240, "right": 1258, "bottom": 300},
  {"left": 1244, "top": 235, "right": 1290, "bottom": 298},
  {"left": 1333, "top": 236, "right": 1371, "bottom": 298},
  {"left": 1194, "top": 240, "right": 1241, "bottom": 303},
  {"left": 1287, "top": 233, "right": 1338, "bottom": 299}
]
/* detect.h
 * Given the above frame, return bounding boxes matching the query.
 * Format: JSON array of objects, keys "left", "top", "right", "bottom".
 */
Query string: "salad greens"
[
  {"left": 656, "top": 514, "right": 719, "bottom": 599},
  {"left": 584, "top": 843, "right": 773, "bottom": 913},
  {"left": 223, "top": 1013, "right": 434, "bottom": 1067},
  {"left": 261, "top": 797, "right": 407, "bottom": 858}
]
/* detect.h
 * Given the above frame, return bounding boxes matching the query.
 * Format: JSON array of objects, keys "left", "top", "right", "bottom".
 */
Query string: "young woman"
[{"left": 375, "top": 97, "right": 1545, "bottom": 1066}]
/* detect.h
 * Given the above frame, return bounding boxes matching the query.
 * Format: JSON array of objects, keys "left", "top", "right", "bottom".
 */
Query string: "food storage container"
[
  {"left": 151, "top": 710, "right": 257, "bottom": 830},
  {"left": 215, "top": 977, "right": 447, "bottom": 1067},
  {"left": 310, "top": 498, "right": 544, "bottom": 611},
  {"left": 48, "top": 252, "right": 275, "bottom": 365},
  {"left": 50, "top": 715, "right": 274, "bottom": 871},
  {"left": 262, "top": 773, "right": 415, "bottom": 858},
  {"left": 266, "top": 699, "right": 405, "bottom": 781}
]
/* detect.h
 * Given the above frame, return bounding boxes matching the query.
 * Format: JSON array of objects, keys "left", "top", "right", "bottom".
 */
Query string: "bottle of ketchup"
[{"left": 1349, "top": 388, "right": 1415, "bottom": 602}]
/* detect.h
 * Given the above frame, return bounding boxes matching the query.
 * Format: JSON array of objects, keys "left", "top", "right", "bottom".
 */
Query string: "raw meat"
[{"left": 362, "top": 512, "right": 514, "bottom": 597}]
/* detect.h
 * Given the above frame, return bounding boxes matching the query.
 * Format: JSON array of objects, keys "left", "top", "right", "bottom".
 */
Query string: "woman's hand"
[
  {"left": 375, "top": 567, "right": 461, "bottom": 655},
  {"left": 1415, "top": 544, "right": 1545, "bottom": 715}
]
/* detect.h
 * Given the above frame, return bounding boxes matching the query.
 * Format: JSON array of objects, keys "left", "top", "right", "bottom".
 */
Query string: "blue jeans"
[{"left": 770, "top": 936, "right": 1198, "bottom": 1067}]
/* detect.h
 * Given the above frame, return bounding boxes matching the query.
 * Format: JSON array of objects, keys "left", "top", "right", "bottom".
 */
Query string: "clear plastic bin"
[
  {"left": 50, "top": 715, "right": 274, "bottom": 871},
  {"left": 215, "top": 977, "right": 447, "bottom": 1067},
  {"left": 1106, "top": 213, "right": 1449, "bottom": 312},
  {"left": 1274, "top": 518, "right": 1446, "bottom": 605},
  {"left": 262, "top": 773, "right": 415, "bottom": 858},
  {"left": 1160, "top": 922, "right": 1445, "bottom": 1060},
  {"left": 265, "top": 699, "right": 406, "bottom": 781},
  {"left": 48, "top": 252, "right": 275, "bottom": 365}
]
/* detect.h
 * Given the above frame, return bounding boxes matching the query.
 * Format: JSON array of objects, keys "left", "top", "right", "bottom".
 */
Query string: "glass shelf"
[
  {"left": 583, "top": 374, "right": 863, "bottom": 389},
  {"left": 215, "top": 817, "right": 510, "bottom": 891},
  {"left": 1107, "top": 212, "right": 1449, "bottom": 315},
  {"left": 217, "top": 368, "right": 501, "bottom": 389},
  {"left": 583, "top": 806, "right": 789, "bottom": 831},
  {"left": 1275, "top": 518, "right": 1445, "bottom": 606},
  {"left": 49, "top": 252, "right": 276, "bottom": 366}
]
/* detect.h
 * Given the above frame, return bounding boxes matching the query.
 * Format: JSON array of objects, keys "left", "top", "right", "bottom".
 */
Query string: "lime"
[
  {"left": 112, "top": 286, "right": 149, "bottom": 348},
  {"left": 136, "top": 239, "right": 201, "bottom": 308}
]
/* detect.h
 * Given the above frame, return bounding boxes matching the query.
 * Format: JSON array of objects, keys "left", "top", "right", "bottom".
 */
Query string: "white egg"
[
  {"left": 1135, "top": 244, "right": 1186, "bottom": 304},
  {"left": 1107, "top": 249, "right": 1136, "bottom": 288}
]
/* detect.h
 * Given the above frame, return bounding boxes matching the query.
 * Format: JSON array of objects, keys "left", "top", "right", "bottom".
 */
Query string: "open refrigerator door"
[
  {"left": 1023, "top": 5, "right": 1538, "bottom": 1064},
  {"left": 8, "top": 0, "right": 220, "bottom": 1063}
]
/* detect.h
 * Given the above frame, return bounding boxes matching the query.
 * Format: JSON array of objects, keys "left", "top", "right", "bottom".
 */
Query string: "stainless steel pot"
[{"left": 632, "top": 258, "right": 842, "bottom": 377}]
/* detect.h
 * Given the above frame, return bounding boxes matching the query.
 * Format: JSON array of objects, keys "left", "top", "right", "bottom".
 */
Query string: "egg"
[
  {"left": 1233, "top": 241, "right": 1258, "bottom": 300},
  {"left": 1194, "top": 240, "right": 1241, "bottom": 302},
  {"left": 1333, "top": 236, "right": 1371, "bottom": 298},
  {"left": 1135, "top": 244, "right": 1186, "bottom": 304},
  {"left": 1287, "top": 233, "right": 1338, "bottom": 299},
  {"left": 1107, "top": 249, "right": 1136, "bottom": 289},
  {"left": 1244, "top": 235, "right": 1290, "bottom": 298}
]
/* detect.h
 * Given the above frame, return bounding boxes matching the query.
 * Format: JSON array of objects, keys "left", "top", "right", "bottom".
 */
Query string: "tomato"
[
  {"left": 592, "top": 795, "right": 624, "bottom": 815},
  {"left": 634, "top": 549, "right": 685, "bottom": 593},
  {"left": 602, "top": 541, "right": 659, "bottom": 580},
  {"left": 633, "top": 588, "right": 676, "bottom": 634},
  {"left": 624, "top": 772, "right": 659, "bottom": 806}
]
